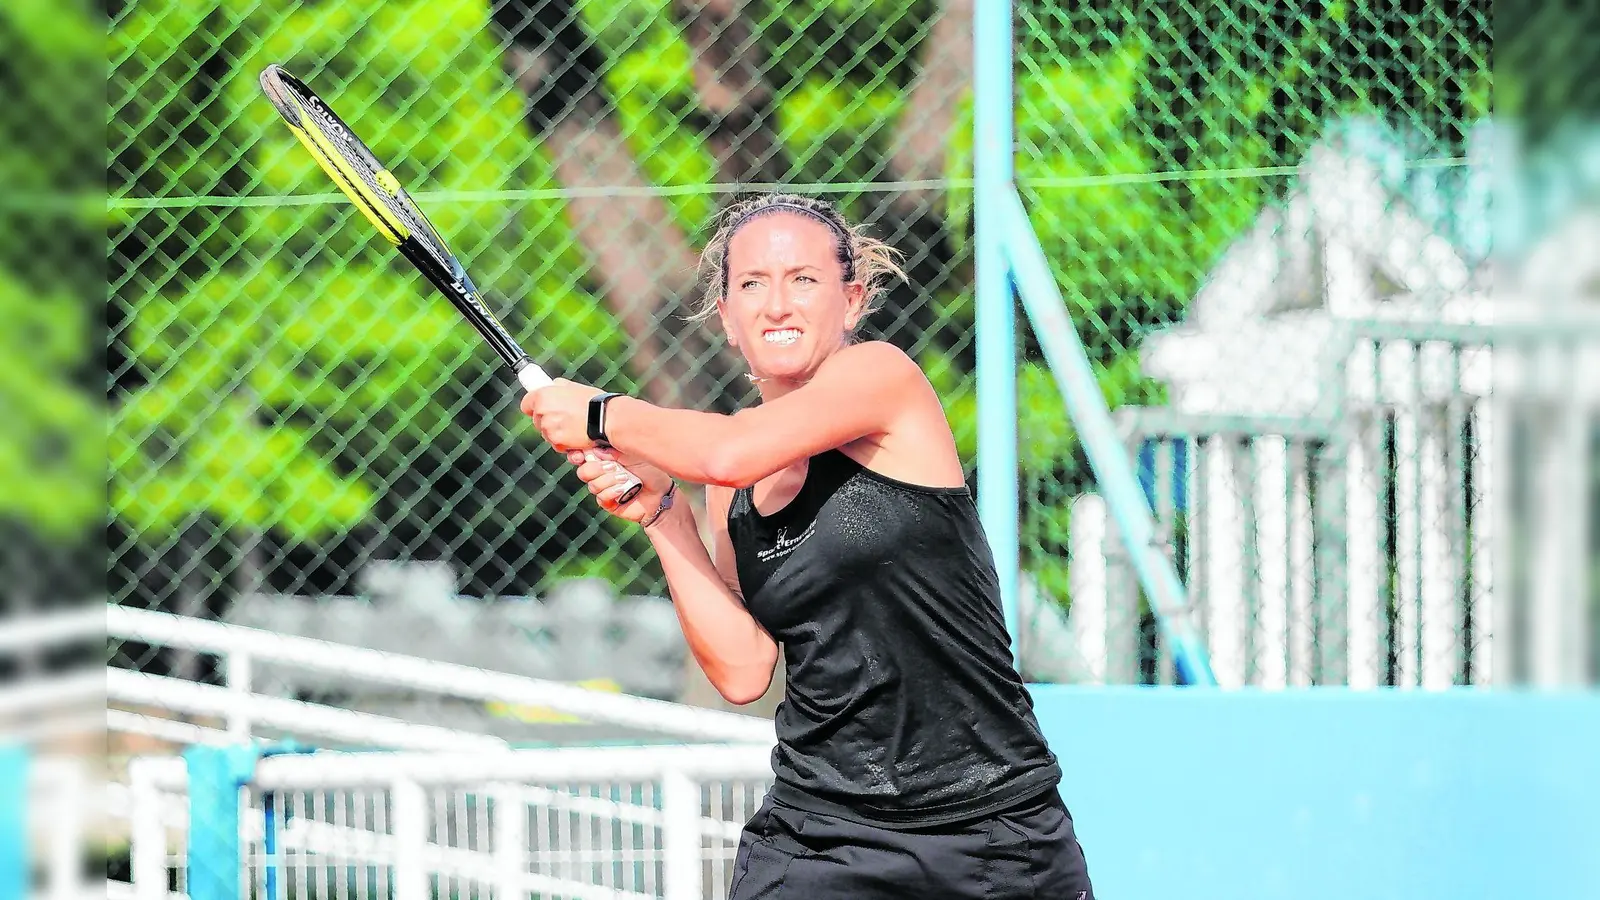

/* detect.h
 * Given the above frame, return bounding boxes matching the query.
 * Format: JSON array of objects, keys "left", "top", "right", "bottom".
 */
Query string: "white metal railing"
[
  {"left": 1063, "top": 318, "right": 1600, "bottom": 688},
  {"left": 1, "top": 611, "right": 106, "bottom": 899},
  {"left": 0, "top": 607, "right": 101, "bottom": 656},
  {"left": 107, "top": 667, "right": 509, "bottom": 752},
  {"left": 127, "top": 744, "right": 777, "bottom": 900},
  {"left": 108, "top": 605, "right": 773, "bottom": 747},
  {"left": 27, "top": 757, "right": 91, "bottom": 900},
  {"left": 1, "top": 608, "right": 103, "bottom": 744}
]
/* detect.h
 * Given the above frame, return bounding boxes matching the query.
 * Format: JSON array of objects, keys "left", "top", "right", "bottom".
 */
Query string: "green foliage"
[
  {"left": 0, "top": 0, "right": 103, "bottom": 543},
  {"left": 778, "top": 78, "right": 906, "bottom": 186},
  {"left": 0, "top": 273, "right": 101, "bottom": 539},
  {"left": 110, "top": 0, "right": 638, "bottom": 545},
  {"left": 97, "top": 0, "right": 1490, "bottom": 605},
  {"left": 605, "top": 23, "right": 719, "bottom": 233},
  {"left": 946, "top": 29, "right": 1280, "bottom": 358}
]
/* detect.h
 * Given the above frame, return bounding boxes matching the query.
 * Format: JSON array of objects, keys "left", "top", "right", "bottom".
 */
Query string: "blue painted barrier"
[{"left": 1030, "top": 687, "right": 1600, "bottom": 900}]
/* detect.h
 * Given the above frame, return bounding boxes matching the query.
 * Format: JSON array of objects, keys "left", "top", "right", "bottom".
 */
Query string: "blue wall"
[{"left": 1028, "top": 687, "right": 1600, "bottom": 900}]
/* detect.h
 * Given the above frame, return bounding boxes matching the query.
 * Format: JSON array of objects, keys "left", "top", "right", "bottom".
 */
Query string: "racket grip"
[
  {"left": 606, "top": 467, "right": 645, "bottom": 505},
  {"left": 516, "top": 363, "right": 552, "bottom": 391},
  {"left": 515, "top": 362, "right": 644, "bottom": 506}
]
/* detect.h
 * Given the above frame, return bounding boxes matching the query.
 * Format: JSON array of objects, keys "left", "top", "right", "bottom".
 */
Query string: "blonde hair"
[{"left": 691, "top": 193, "right": 907, "bottom": 328}]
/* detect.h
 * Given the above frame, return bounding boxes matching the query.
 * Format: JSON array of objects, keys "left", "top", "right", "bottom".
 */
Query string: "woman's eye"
[
  {"left": 795, "top": 275, "right": 816, "bottom": 284},
  {"left": 741, "top": 279, "right": 760, "bottom": 290}
]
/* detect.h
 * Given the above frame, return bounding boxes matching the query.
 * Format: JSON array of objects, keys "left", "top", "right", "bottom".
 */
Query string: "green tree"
[
  {"left": 110, "top": 0, "right": 663, "bottom": 599},
  {"left": 0, "top": 0, "right": 104, "bottom": 615}
]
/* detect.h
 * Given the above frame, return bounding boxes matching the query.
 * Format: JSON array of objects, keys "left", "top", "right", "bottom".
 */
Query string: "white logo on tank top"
[{"left": 756, "top": 521, "right": 817, "bottom": 563}]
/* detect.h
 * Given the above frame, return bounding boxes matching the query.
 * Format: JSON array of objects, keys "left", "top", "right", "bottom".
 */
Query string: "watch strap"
[{"left": 587, "top": 392, "right": 624, "bottom": 446}]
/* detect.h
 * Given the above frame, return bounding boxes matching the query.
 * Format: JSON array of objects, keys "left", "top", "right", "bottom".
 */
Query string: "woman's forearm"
[
  {"left": 645, "top": 501, "right": 778, "bottom": 705},
  {"left": 604, "top": 397, "right": 742, "bottom": 484},
  {"left": 600, "top": 395, "right": 825, "bottom": 489},
  {"left": 599, "top": 343, "right": 922, "bottom": 488}
]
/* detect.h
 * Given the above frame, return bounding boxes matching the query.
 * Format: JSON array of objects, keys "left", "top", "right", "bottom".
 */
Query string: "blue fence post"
[
  {"left": 185, "top": 742, "right": 316, "bottom": 900},
  {"left": 263, "top": 790, "right": 280, "bottom": 900},
  {"left": 1000, "top": 189, "right": 1216, "bottom": 686},
  {"left": 0, "top": 745, "right": 29, "bottom": 900},
  {"left": 974, "top": 0, "right": 1022, "bottom": 661},
  {"left": 185, "top": 745, "right": 263, "bottom": 900}
]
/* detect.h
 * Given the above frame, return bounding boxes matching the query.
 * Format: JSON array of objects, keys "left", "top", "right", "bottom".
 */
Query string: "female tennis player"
[{"left": 522, "top": 193, "right": 1094, "bottom": 899}]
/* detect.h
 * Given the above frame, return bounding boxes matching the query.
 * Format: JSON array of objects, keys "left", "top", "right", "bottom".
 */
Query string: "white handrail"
[
  {"left": 0, "top": 608, "right": 101, "bottom": 655},
  {"left": 274, "top": 815, "right": 657, "bottom": 900},
  {"left": 106, "top": 710, "right": 232, "bottom": 747},
  {"left": 248, "top": 743, "right": 776, "bottom": 790},
  {"left": 107, "top": 669, "right": 507, "bottom": 752},
  {"left": 109, "top": 605, "right": 774, "bottom": 744},
  {"left": 5, "top": 712, "right": 104, "bottom": 745},
  {"left": 0, "top": 671, "right": 103, "bottom": 718},
  {"left": 122, "top": 747, "right": 774, "bottom": 900},
  {"left": 509, "top": 782, "right": 749, "bottom": 843}
]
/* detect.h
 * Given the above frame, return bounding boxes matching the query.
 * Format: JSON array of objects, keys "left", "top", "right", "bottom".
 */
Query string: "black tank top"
[{"left": 728, "top": 449, "right": 1061, "bottom": 828}]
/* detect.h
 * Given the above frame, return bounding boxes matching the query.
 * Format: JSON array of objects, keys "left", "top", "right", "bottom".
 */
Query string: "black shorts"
[{"left": 727, "top": 788, "right": 1095, "bottom": 900}]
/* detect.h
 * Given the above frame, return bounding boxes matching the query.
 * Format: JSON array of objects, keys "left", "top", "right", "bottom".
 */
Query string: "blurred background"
[{"left": 1, "top": 0, "right": 1597, "bottom": 898}]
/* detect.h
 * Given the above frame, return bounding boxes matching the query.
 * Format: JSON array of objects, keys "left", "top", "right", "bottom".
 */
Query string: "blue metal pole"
[
  {"left": 185, "top": 746, "right": 251, "bottom": 900},
  {"left": 264, "top": 792, "right": 280, "bottom": 900},
  {"left": 1001, "top": 188, "right": 1218, "bottom": 686},
  {"left": 0, "top": 746, "right": 28, "bottom": 900},
  {"left": 974, "top": 0, "right": 1022, "bottom": 661}
]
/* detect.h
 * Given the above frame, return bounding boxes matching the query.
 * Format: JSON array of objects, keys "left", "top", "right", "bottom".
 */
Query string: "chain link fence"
[
  {"left": 100, "top": 0, "right": 978, "bottom": 703},
  {"left": 3, "top": 0, "right": 1584, "bottom": 712},
  {"left": 99, "top": 0, "right": 1571, "bottom": 692}
]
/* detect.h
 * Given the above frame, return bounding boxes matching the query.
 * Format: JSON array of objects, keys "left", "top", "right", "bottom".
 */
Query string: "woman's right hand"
[{"left": 566, "top": 448, "right": 675, "bottom": 524}]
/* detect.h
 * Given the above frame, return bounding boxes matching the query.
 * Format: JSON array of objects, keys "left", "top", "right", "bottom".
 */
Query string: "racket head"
[
  {"left": 261, "top": 65, "right": 643, "bottom": 505},
  {"left": 260, "top": 63, "right": 532, "bottom": 368},
  {"left": 259, "top": 64, "right": 454, "bottom": 268}
]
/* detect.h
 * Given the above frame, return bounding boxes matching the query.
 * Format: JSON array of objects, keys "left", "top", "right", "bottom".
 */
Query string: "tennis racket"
[{"left": 259, "top": 63, "right": 642, "bottom": 504}]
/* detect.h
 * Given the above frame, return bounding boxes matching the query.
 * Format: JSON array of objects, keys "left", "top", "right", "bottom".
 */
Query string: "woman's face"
[{"left": 717, "top": 212, "right": 865, "bottom": 387}]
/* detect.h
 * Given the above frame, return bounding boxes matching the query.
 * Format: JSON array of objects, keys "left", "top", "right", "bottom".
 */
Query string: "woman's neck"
[{"left": 754, "top": 377, "right": 805, "bottom": 402}]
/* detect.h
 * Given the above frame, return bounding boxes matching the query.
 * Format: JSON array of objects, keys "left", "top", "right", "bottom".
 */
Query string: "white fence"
[
  {"left": 1063, "top": 317, "right": 1600, "bottom": 688},
  {"left": 97, "top": 606, "right": 781, "bottom": 900},
  {"left": 0, "top": 607, "right": 103, "bottom": 744},
  {"left": 18, "top": 756, "right": 95, "bottom": 900},
  {"left": 127, "top": 744, "right": 776, "bottom": 900},
  {"left": 108, "top": 606, "right": 774, "bottom": 750}
]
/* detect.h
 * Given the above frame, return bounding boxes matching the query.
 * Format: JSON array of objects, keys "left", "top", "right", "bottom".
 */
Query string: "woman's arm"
[
  {"left": 603, "top": 340, "right": 927, "bottom": 487},
  {"left": 639, "top": 482, "right": 778, "bottom": 705}
]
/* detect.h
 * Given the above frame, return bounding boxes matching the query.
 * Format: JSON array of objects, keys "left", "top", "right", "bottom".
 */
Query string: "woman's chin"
[{"left": 747, "top": 352, "right": 810, "bottom": 381}]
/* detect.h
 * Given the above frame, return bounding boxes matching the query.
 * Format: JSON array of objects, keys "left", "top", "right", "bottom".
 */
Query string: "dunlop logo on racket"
[{"left": 449, "top": 268, "right": 513, "bottom": 335}]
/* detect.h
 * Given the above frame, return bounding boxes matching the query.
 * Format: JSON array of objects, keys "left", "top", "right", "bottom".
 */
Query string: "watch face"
[{"left": 588, "top": 392, "right": 620, "bottom": 444}]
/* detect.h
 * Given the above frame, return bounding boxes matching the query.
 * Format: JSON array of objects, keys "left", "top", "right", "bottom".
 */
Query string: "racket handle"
[
  {"left": 515, "top": 361, "right": 645, "bottom": 506},
  {"left": 516, "top": 363, "right": 552, "bottom": 391},
  {"left": 608, "top": 468, "right": 645, "bottom": 505}
]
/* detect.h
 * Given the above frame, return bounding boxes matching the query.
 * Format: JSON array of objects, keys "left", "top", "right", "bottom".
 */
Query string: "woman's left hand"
[{"left": 520, "top": 378, "right": 604, "bottom": 451}]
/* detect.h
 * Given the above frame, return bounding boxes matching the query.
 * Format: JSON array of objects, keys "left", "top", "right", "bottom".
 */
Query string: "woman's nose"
[{"left": 763, "top": 282, "right": 794, "bottom": 315}]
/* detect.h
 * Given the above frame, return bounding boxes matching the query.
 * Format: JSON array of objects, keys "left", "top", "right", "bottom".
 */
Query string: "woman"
[{"left": 523, "top": 194, "right": 1095, "bottom": 899}]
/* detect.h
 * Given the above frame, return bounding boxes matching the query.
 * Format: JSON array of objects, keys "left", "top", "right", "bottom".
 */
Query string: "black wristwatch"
[{"left": 587, "top": 392, "right": 624, "bottom": 447}]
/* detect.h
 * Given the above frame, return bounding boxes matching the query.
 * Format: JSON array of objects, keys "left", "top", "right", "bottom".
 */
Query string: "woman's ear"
[
  {"left": 716, "top": 295, "right": 738, "bottom": 348},
  {"left": 841, "top": 280, "right": 868, "bottom": 332}
]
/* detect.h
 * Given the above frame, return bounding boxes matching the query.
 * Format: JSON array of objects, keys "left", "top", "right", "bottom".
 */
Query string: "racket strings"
[{"left": 268, "top": 70, "right": 452, "bottom": 267}]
